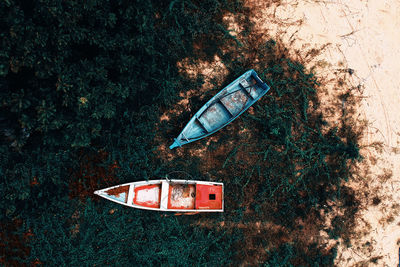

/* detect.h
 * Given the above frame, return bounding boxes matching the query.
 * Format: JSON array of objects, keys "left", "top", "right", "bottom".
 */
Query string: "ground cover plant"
[{"left": 1, "top": 0, "right": 361, "bottom": 265}]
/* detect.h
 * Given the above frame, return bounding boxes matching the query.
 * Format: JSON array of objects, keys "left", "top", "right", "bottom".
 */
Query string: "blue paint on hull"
[{"left": 170, "top": 70, "right": 270, "bottom": 149}]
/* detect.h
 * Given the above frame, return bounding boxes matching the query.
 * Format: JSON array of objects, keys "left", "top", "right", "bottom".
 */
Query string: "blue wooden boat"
[{"left": 169, "top": 69, "right": 270, "bottom": 149}]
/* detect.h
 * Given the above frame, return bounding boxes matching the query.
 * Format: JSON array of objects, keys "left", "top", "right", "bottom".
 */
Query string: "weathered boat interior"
[
  {"left": 168, "top": 183, "right": 196, "bottom": 209},
  {"left": 171, "top": 72, "right": 268, "bottom": 149},
  {"left": 133, "top": 184, "right": 161, "bottom": 208}
]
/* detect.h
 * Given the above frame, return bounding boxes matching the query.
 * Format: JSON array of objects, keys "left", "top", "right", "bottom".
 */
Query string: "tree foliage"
[{"left": 0, "top": 0, "right": 360, "bottom": 265}]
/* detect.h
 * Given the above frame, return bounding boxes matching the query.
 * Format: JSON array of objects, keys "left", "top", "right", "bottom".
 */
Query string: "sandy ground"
[{"left": 245, "top": 0, "right": 400, "bottom": 265}]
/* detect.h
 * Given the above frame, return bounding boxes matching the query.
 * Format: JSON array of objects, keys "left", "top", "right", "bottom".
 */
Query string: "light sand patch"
[
  {"left": 176, "top": 54, "right": 228, "bottom": 98},
  {"left": 245, "top": 0, "right": 400, "bottom": 265},
  {"left": 223, "top": 13, "right": 243, "bottom": 37},
  {"left": 160, "top": 113, "right": 170, "bottom": 122}
]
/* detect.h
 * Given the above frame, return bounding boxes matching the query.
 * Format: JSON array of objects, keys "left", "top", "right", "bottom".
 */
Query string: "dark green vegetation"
[{"left": 1, "top": 0, "right": 361, "bottom": 265}]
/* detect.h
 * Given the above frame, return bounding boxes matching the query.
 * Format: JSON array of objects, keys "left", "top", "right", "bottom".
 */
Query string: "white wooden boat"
[{"left": 94, "top": 179, "right": 224, "bottom": 212}]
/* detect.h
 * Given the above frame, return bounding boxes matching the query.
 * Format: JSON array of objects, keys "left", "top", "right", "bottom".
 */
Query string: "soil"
[
  {"left": 0, "top": 219, "right": 35, "bottom": 266},
  {"left": 70, "top": 150, "right": 120, "bottom": 202}
]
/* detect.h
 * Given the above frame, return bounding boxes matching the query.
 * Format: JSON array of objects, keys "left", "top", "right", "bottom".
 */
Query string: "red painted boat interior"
[
  {"left": 133, "top": 184, "right": 161, "bottom": 208},
  {"left": 116, "top": 182, "right": 223, "bottom": 210},
  {"left": 195, "top": 184, "right": 223, "bottom": 210}
]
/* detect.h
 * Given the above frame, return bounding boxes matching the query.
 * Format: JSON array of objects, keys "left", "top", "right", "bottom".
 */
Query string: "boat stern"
[{"left": 250, "top": 69, "right": 270, "bottom": 92}]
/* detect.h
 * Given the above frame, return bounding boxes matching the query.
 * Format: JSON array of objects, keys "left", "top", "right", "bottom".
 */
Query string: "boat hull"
[
  {"left": 170, "top": 69, "right": 270, "bottom": 149},
  {"left": 94, "top": 179, "right": 224, "bottom": 212}
]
